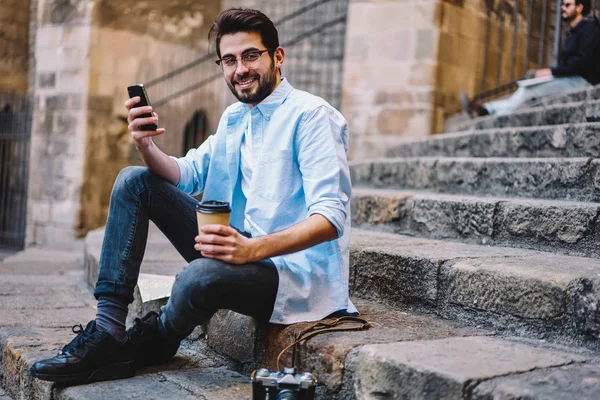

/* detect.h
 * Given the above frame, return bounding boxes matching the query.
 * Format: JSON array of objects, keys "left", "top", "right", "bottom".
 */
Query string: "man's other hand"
[
  {"left": 534, "top": 68, "right": 553, "bottom": 78},
  {"left": 195, "top": 225, "right": 256, "bottom": 264}
]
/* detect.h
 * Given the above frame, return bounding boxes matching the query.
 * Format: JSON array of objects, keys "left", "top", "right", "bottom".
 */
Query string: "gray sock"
[{"left": 95, "top": 295, "right": 128, "bottom": 341}]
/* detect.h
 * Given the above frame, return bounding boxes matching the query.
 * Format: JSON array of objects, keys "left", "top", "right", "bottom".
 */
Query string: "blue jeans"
[
  {"left": 93, "top": 166, "right": 279, "bottom": 339},
  {"left": 484, "top": 76, "right": 591, "bottom": 115}
]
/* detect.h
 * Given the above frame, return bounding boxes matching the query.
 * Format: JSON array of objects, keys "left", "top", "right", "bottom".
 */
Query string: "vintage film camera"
[{"left": 251, "top": 367, "right": 317, "bottom": 399}]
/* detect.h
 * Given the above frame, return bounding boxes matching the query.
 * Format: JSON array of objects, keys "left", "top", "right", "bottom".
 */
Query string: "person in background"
[{"left": 461, "top": 0, "right": 600, "bottom": 117}]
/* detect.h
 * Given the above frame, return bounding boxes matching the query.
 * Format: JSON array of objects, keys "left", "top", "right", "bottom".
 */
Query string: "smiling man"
[{"left": 30, "top": 8, "right": 355, "bottom": 384}]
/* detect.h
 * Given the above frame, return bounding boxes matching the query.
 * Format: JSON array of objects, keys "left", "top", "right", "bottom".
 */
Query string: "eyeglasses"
[{"left": 216, "top": 49, "right": 271, "bottom": 69}]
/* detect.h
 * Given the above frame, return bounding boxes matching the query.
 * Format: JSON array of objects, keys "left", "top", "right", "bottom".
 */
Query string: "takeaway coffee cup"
[{"left": 196, "top": 200, "right": 231, "bottom": 233}]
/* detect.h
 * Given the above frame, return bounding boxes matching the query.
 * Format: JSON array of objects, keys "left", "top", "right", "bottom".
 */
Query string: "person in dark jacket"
[{"left": 461, "top": 0, "right": 600, "bottom": 117}]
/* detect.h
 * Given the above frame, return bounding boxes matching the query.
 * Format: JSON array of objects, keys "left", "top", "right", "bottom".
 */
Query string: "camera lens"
[{"left": 276, "top": 389, "right": 298, "bottom": 400}]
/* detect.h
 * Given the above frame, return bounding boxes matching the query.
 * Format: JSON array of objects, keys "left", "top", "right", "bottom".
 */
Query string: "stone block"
[
  {"left": 207, "top": 310, "right": 260, "bottom": 364},
  {"left": 42, "top": 0, "right": 90, "bottom": 25},
  {"left": 53, "top": 113, "right": 80, "bottom": 133},
  {"left": 343, "top": 336, "right": 590, "bottom": 400},
  {"left": 376, "top": 108, "right": 413, "bottom": 134},
  {"left": 567, "top": 277, "right": 600, "bottom": 340},
  {"left": 37, "top": 72, "right": 56, "bottom": 89},
  {"left": 409, "top": 62, "right": 436, "bottom": 86},
  {"left": 415, "top": 28, "right": 436, "bottom": 60},
  {"left": 472, "top": 361, "right": 600, "bottom": 400},
  {"left": 35, "top": 26, "right": 64, "bottom": 50}
]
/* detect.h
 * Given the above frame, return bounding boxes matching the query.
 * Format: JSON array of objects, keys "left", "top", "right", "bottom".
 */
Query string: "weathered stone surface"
[
  {"left": 440, "top": 255, "right": 599, "bottom": 321},
  {"left": 352, "top": 188, "right": 600, "bottom": 257},
  {"left": 567, "top": 277, "right": 600, "bottom": 340},
  {"left": 53, "top": 367, "right": 250, "bottom": 400},
  {"left": 207, "top": 310, "right": 259, "bottom": 364},
  {"left": 387, "top": 123, "right": 600, "bottom": 158},
  {"left": 260, "top": 298, "right": 484, "bottom": 392},
  {"left": 473, "top": 360, "right": 600, "bottom": 399},
  {"left": 467, "top": 99, "right": 600, "bottom": 131},
  {"left": 351, "top": 156, "right": 599, "bottom": 201},
  {"left": 350, "top": 229, "right": 600, "bottom": 343},
  {"left": 341, "top": 336, "right": 591, "bottom": 400}
]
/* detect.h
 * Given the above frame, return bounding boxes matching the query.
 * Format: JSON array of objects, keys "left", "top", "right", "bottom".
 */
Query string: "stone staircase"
[{"left": 2, "top": 84, "right": 600, "bottom": 399}]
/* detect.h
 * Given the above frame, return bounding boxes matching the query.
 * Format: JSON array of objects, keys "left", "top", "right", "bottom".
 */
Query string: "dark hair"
[
  {"left": 209, "top": 8, "right": 279, "bottom": 58},
  {"left": 576, "top": 0, "right": 591, "bottom": 16}
]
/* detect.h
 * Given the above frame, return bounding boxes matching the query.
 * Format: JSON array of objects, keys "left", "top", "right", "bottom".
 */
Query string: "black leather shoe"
[
  {"left": 30, "top": 321, "right": 135, "bottom": 384},
  {"left": 127, "top": 312, "right": 181, "bottom": 368}
]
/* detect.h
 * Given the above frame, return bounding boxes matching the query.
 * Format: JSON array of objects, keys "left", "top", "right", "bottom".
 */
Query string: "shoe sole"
[{"left": 30, "top": 361, "right": 136, "bottom": 384}]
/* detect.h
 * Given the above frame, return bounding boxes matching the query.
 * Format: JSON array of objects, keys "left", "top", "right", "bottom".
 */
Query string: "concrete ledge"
[
  {"left": 386, "top": 123, "right": 600, "bottom": 159},
  {"left": 350, "top": 156, "right": 600, "bottom": 202},
  {"left": 351, "top": 188, "right": 600, "bottom": 258}
]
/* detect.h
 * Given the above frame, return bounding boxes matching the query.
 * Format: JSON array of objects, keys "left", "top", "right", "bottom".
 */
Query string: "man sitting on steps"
[
  {"left": 461, "top": 0, "right": 600, "bottom": 117},
  {"left": 30, "top": 7, "right": 356, "bottom": 384}
]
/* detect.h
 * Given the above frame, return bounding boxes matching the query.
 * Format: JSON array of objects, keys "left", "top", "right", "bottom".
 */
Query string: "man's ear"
[{"left": 274, "top": 46, "right": 285, "bottom": 69}]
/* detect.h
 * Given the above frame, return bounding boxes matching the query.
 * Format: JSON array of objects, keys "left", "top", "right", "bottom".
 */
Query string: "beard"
[{"left": 227, "top": 63, "right": 279, "bottom": 104}]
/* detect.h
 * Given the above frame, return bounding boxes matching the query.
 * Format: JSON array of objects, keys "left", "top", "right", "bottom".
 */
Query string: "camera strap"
[{"left": 276, "top": 315, "right": 371, "bottom": 371}]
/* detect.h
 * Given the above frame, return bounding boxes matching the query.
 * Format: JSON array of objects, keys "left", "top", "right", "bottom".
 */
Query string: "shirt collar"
[{"left": 253, "top": 77, "right": 293, "bottom": 119}]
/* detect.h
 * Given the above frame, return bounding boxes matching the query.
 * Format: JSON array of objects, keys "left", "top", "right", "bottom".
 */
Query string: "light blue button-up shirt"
[{"left": 172, "top": 78, "right": 356, "bottom": 324}]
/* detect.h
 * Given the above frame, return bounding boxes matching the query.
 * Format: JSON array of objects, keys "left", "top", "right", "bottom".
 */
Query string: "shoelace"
[
  {"left": 128, "top": 317, "right": 153, "bottom": 343},
  {"left": 60, "top": 324, "right": 90, "bottom": 355}
]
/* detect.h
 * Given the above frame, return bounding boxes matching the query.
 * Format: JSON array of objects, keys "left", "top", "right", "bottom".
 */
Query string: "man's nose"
[{"left": 235, "top": 60, "right": 250, "bottom": 75}]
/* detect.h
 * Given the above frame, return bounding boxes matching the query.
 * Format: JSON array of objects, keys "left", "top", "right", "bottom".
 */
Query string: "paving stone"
[
  {"left": 340, "top": 336, "right": 591, "bottom": 400},
  {"left": 53, "top": 368, "right": 250, "bottom": 400},
  {"left": 472, "top": 360, "right": 600, "bottom": 399},
  {"left": 351, "top": 188, "right": 600, "bottom": 257},
  {"left": 351, "top": 156, "right": 600, "bottom": 201}
]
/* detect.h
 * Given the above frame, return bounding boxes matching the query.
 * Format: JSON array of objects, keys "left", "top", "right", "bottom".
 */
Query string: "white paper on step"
[{"left": 137, "top": 273, "right": 176, "bottom": 302}]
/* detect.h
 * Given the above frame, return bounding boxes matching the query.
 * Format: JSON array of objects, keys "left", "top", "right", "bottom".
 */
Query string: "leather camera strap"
[{"left": 276, "top": 315, "right": 371, "bottom": 371}]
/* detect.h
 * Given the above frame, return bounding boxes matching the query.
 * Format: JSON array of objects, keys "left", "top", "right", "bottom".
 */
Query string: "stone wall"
[
  {"left": 434, "top": 0, "right": 557, "bottom": 133},
  {"left": 26, "top": 0, "right": 92, "bottom": 247},
  {"left": 0, "top": 0, "right": 31, "bottom": 94},
  {"left": 343, "top": 0, "right": 558, "bottom": 159},
  {"left": 343, "top": 0, "right": 441, "bottom": 160}
]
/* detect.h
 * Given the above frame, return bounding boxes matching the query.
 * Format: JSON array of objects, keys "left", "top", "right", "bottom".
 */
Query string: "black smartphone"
[{"left": 127, "top": 84, "right": 158, "bottom": 131}]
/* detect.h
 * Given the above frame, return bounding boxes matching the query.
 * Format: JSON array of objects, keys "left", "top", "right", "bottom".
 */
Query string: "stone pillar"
[
  {"left": 342, "top": 0, "right": 441, "bottom": 160},
  {"left": 26, "top": 0, "right": 92, "bottom": 247}
]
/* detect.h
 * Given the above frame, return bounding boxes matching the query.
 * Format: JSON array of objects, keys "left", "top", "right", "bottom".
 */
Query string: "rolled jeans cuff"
[{"left": 94, "top": 280, "right": 135, "bottom": 303}]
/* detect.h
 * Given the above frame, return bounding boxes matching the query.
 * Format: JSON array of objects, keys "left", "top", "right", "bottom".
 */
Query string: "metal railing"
[
  {"left": 145, "top": 0, "right": 349, "bottom": 111},
  {"left": 0, "top": 93, "right": 32, "bottom": 250},
  {"left": 475, "top": 0, "right": 600, "bottom": 102}
]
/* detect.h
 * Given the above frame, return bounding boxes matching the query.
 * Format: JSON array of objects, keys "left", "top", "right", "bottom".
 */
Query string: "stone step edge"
[
  {"left": 84, "top": 225, "right": 600, "bottom": 350},
  {"left": 351, "top": 187, "right": 600, "bottom": 258},
  {"left": 349, "top": 156, "right": 600, "bottom": 202},
  {"left": 452, "top": 98, "right": 600, "bottom": 132},
  {"left": 386, "top": 122, "right": 600, "bottom": 158},
  {"left": 349, "top": 228, "right": 600, "bottom": 350}
]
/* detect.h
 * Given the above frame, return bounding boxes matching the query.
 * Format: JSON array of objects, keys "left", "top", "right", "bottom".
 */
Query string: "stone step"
[
  {"left": 343, "top": 336, "right": 599, "bottom": 399},
  {"left": 529, "top": 84, "right": 600, "bottom": 108},
  {"left": 386, "top": 122, "right": 600, "bottom": 158},
  {"left": 350, "top": 156, "right": 600, "bottom": 202},
  {"left": 351, "top": 187, "right": 600, "bottom": 258},
  {"left": 349, "top": 229, "right": 600, "bottom": 349},
  {"left": 452, "top": 99, "right": 600, "bottom": 131},
  {"left": 85, "top": 225, "right": 600, "bottom": 349},
  {"left": 0, "top": 247, "right": 248, "bottom": 400}
]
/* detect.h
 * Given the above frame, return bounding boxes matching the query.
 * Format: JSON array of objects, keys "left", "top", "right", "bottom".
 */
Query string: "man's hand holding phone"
[{"left": 125, "top": 84, "right": 166, "bottom": 150}]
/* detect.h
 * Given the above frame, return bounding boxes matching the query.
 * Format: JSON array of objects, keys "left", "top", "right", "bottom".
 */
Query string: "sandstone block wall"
[
  {"left": 343, "top": 0, "right": 441, "bottom": 160},
  {"left": 26, "top": 0, "right": 92, "bottom": 248},
  {"left": 0, "top": 0, "right": 31, "bottom": 94}
]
